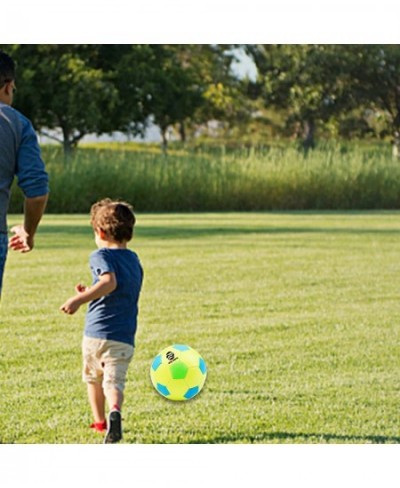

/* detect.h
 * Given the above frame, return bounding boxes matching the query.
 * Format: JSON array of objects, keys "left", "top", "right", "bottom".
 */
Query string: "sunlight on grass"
[{"left": 1, "top": 212, "right": 400, "bottom": 443}]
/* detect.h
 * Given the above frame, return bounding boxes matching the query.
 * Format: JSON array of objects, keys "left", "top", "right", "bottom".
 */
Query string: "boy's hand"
[
  {"left": 75, "top": 283, "right": 88, "bottom": 293},
  {"left": 60, "top": 273, "right": 116, "bottom": 316},
  {"left": 60, "top": 296, "right": 82, "bottom": 315}
]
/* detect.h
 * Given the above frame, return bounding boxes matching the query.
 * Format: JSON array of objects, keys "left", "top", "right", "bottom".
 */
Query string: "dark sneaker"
[{"left": 104, "top": 410, "right": 122, "bottom": 444}]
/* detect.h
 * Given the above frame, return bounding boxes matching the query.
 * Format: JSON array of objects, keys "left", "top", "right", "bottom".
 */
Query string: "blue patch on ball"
[
  {"left": 184, "top": 386, "right": 199, "bottom": 399},
  {"left": 173, "top": 344, "right": 191, "bottom": 351},
  {"left": 199, "top": 357, "right": 207, "bottom": 375},
  {"left": 156, "top": 383, "right": 170, "bottom": 396},
  {"left": 151, "top": 354, "right": 162, "bottom": 371}
]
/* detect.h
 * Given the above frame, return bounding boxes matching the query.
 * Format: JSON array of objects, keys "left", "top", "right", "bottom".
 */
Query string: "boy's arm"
[{"left": 60, "top": 272, "right": 117, "bottom": 315}]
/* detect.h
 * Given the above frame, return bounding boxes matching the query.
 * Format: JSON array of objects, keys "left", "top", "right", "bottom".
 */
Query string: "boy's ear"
[{"left": 95, "top": 228, "right": 106, "bottom": 240}]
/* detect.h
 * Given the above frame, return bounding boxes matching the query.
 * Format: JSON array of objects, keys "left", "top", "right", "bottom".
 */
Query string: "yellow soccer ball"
[{"left": 150, "top": 344, "right": 207, "bottom": 401}]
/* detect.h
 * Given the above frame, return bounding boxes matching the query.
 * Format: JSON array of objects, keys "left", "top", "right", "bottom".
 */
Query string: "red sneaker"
[{"left": 90, "top": 420, "right": 107, "bottom": 433}]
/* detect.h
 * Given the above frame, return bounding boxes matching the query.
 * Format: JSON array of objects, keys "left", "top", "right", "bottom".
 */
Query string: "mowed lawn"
[{"left": 1, "top": 211, "right": 400, "bottom": 444}]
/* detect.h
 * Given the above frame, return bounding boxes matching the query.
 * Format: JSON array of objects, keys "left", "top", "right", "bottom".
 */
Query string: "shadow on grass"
[
  {"left": 30, "top": 225, "right": 93, "bottom": 249},
  {"left": 188, "top": 431, "right": 400, "bottom": 444},
  {"left": 38, "top": 225, "right": 92, "bottom": 236},
  {"left": 136, "top": 226, "right": 400, "bottom": 240},
  {"left": 34, "top": 223, "right": 400, "bottom": 243}
]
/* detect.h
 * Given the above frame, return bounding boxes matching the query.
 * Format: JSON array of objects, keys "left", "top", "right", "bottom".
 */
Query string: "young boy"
[{"left": 60, "top": 198, "right": 143, "bottom": 443}]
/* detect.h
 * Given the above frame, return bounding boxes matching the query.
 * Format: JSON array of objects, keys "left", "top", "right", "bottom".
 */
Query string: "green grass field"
[{"left": 1, "top": 211, "right": 400, "bottom": 444}]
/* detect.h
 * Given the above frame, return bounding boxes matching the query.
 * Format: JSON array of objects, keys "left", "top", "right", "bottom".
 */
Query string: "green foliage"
[
  {"left": 1, "top": 212, "right": 400, "bottom": 443},
  {"left": 139, "top": 45, "right": 205, "bottom": 146},
  {"left": 4, "top": 45, "right": 119, "bottom": 153},
  {"left": 247, "top": 44, "right": 400, "bottom": 147},
  {"left": 344, "top": 45, "right": 400, "bottom": 134},
  {"left": 8, "top": 142, "right": 400, "bottom": 213},
  {"left": 122, "top": 45, "right": 248, "bottom": 148},
  {"left": 0, "top": 44, "right": 244, "bottom": 154},
  {"left": 2, "top": 44, "right": 400, "bottom": 154}
]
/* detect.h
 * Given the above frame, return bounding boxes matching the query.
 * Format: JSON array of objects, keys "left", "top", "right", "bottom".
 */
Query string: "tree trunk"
[
  {"left": 392, "top": 130, "right": 400, "bottom": 160},
  {"left": 179, "top": 121, "right": 186, "bottom": 144},
  {"left": 61, "top": 125, "right": 84, "bottom": 161},
  {"left": 302, "top": 119, "right": 316, "bottom": 152},
  {"left": 63, "top": 138, "right": 74, "bottom": 163},
  {"left": 161, "top": 127, "right": 168, "bottom": 154},
  {"left": 61, "top": 124, "right": 74, "bottom": 163}
]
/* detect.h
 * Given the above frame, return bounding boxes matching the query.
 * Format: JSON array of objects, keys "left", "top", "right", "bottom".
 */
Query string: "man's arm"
[
  {"left": 10, "top": 113, "right": 49, "bottom": 253},
  {"left": 9, "top": 194, "right": 48, "bottom": 252}
]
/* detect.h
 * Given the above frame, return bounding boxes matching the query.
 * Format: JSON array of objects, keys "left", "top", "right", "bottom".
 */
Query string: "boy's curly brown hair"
[{"left": 90, "top": 198, "right": 136, "bottom": 243}]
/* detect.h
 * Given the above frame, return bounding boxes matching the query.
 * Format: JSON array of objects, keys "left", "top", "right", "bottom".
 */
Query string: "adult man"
[{"left": 0, "top": 50, "right": 49, "bottom": 297}]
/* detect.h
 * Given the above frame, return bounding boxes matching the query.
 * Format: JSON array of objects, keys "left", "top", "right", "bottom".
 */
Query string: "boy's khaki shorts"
[{"left": 82, "top": 336, "right": 134, "bottom": 393}]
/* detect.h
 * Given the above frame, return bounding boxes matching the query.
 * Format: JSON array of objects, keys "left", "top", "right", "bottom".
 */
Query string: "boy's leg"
[
  {"left": 87, "top": 382, "right": 106, "bottom": 423},
  {"left": 102, "top": 340, "right": 134, "bottom": 443},
  {"left": 82, "top": 337, "right": 107, "bottom": 432},
  {"left": 103, "top": 387, "right": 124, "bottom": 443},
  {"left": 102, "top": 340, "right": 134, "bottom": 412},
  {"left": 105, "top": 388, "right": 124, "bottom": 412},
  {"left": 104, "top": 392, "right": 123, "bottom": 444}
]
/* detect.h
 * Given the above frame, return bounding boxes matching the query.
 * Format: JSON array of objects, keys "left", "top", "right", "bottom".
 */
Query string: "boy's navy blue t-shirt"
[{"left": 84, "top": 248, "right": 143, "bottom": 346}]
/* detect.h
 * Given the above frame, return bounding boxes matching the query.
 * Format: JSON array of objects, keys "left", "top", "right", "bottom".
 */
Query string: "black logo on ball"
[{"left": 166, "top": 351, "right": 178, "bottom": 363}]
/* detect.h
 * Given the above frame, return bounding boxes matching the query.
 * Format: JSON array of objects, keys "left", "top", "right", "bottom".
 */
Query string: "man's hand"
[{"left": 8, "top": 225, "right": 33, "bottom": 253}]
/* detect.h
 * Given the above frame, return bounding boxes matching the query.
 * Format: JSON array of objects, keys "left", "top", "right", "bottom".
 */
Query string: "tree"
[
  {"left": 93, "top": 44, "right": 158, "bottom": 137},
  {"left": 137, "top": 45, "right": 245, "bottom": 151},
  {"left": 245, "top": 45, "right": 359, "bottom": 150},
  {"left": 342, "top": 45, "right": 400, "bottom": 157},
  {"left": 192, "top": 45, "right": 253, "bottom": 139},
  {"left": 6, "top": 45, "right": 120, "bottom": 158},
  {"left": 2, "top": 44, "right": 253, "bottom": 155},
  {"left": 246, "top": 45, "right": 400, "bottom": 155},
  {"left": 143, "top": 45, "right": 204, "bottom": 150}
]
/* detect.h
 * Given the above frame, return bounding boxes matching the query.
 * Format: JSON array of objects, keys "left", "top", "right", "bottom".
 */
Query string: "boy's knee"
[{"left": 103, "top": 379, "right": 125, "bottom": 394}]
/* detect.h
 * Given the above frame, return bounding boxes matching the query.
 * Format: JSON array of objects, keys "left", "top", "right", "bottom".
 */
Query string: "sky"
[{"left": 230, "top": 48, "right": 257, "bottom": 82}]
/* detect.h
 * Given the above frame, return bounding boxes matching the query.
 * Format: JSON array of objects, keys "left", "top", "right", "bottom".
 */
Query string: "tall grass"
[{"left": 9, "top": 142, "right": 400, "bottom": 212}]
